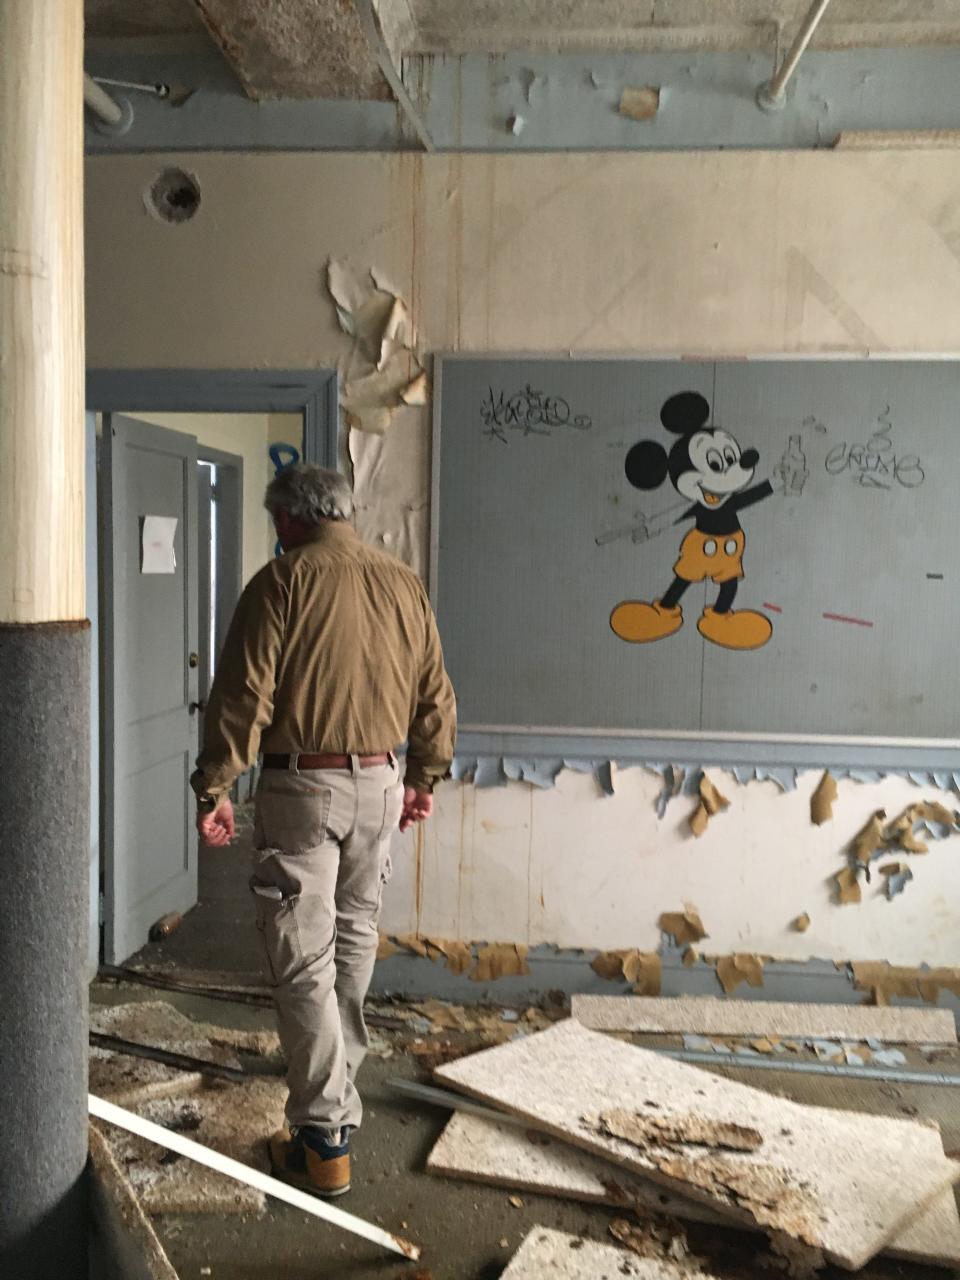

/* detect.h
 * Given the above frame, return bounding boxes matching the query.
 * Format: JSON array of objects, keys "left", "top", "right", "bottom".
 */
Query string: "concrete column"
[{"left": 0, "top": 1, "right": 89, "bottom": 1276}]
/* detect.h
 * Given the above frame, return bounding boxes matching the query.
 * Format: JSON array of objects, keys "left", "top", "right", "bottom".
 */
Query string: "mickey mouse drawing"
[{"left": 610, "top": 391, "right": 774, "bottom": 651}]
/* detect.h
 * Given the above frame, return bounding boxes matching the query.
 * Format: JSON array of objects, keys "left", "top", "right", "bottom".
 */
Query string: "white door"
[{"left": 100, "top": 415, "right": 199, "bottom": 962}]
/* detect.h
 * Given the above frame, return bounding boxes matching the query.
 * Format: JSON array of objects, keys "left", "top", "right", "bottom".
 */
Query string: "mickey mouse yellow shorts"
[{"left": 673, "top": 528, "right": 745, "bottom": 585}]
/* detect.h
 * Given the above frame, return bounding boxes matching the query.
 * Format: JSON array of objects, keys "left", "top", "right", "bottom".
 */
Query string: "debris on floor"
[
  {"left": 434, "top": 1018, "right": 960, "bottom": 1271},
  {"left": 89, "top": 1122, "right": 179, "bottom": 1280},
  {"left": 570, "top": 993, "right": 957, "bottom": 1045},
  {"left": 424, "top": 1107, "right": 960, "bottom": 1268},
  {"left": 87, "top": 992, "right": 556, "bottom": 1220},
  {"left": 499, "top": 1226, "right": 718, "bottom": 1278},
  {"left": 90, "top": 982, "right": 960, "bottom": 1278},
  {"left": 90, "top": 1000, "right": 285, "bottom": 1214}
]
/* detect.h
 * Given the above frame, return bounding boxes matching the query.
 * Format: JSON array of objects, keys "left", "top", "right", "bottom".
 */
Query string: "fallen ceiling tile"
[
  {"left": 500, "top": 1226, "right": 714, "bottom": 1279},
  {"left": 435, "top": 1020, "right": 960, "bottom": 1271},
  {"left": 427, "top": 1110, "right": 960, "bottom": 1269},
  {"left": 571, "top": 995, "right": 957, "bottom": 1044}
]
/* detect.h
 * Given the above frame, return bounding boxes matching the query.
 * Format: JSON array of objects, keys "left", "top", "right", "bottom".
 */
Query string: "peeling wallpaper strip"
[{"left": 450, "top": 755, "right": 960, "bottom": 811}]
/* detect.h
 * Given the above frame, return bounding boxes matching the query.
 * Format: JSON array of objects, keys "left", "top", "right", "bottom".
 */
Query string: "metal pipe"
[
  {"left": 89, "top": 1031, "right": 249, "bottom": 1083},
  {"left": 757, "top": 0, "right": 834, "bottom": 111},
  {"left": 387, "top": 1076, "right": 530, "bottom": 1125},
  {"left": 83, "top": 72, "right": 123, "bottom": 126},
  {"left": 91, "top": 75, "right": 169, "bottom": 99},
  {"left": 651, "top": 1045, "right": 960, "bottom": 1088}
]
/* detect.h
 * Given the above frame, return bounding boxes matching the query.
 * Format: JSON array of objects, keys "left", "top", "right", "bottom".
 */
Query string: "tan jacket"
[{"left": 192, "top": 521, "right": 456, "bottom": 800}]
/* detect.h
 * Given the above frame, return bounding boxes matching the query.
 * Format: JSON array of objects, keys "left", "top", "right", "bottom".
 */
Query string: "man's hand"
[
  {"left": 197, "top": 798, "right": 235, "bottom": 847},
  {"left": 400, "top": 786, "right": 433, "bottom": 833}
]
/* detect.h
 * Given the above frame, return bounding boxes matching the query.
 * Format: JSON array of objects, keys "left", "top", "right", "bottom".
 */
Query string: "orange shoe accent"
[
  {"left": 305, "top": 1148, "right": 351, "bottom": 1197},
  {"left": 269, "top": 1128, "right": 351, "bottom": 1198},
  {"left": 697, "top": 607, "right": 772, "bottom": 650},
  {"left": 610, "top": 600, "right": 683, "bottom": 644}
]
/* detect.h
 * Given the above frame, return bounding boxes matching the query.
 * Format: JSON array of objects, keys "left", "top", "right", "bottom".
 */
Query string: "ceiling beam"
[{"left": 190, "top": 0, "right": 392, "bottom": 100}]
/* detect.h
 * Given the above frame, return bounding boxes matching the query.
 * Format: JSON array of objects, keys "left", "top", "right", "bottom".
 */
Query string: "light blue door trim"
[{"left": 86, "top": 369, "right": 339, "bottom": 469}]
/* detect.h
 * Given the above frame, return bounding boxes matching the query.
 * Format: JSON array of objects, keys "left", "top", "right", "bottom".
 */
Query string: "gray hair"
[{"left": 264, "top": 463, "right": 354, "bottom": 525}]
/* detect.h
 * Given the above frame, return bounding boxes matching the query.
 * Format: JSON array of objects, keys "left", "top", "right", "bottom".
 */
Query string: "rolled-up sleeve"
[
  {"left": 191, "top": 563, "right": 288, "bottom": 800},
  {"left": 404, "top": 593, "right": 457, "bottom": 793}
]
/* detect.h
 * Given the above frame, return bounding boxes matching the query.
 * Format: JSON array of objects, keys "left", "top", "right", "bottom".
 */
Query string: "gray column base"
[{"left": 0, "top": 622, "right": 90, "bottom": 1278}]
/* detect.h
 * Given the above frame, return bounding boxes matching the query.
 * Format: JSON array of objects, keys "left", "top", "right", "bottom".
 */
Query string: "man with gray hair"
[{"left": 191, "top": 463, "right": 456, "bottom": 1198}]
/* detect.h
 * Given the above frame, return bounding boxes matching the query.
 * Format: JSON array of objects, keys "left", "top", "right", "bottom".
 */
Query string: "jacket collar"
[{"left": 301, "top": 519, "right": 357, "bottom": 547}]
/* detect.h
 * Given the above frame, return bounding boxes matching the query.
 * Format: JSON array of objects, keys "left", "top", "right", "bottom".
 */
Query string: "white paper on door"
[{"left": 140, "top": 515, "right": 178, "bottom": 574}]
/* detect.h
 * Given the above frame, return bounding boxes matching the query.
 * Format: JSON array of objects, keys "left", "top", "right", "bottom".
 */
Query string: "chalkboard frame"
[{"left": 431, "top": 353, "right": 960, "bottom": 770}]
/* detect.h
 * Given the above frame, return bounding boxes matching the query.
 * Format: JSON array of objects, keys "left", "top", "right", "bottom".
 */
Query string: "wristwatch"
[{"left": 196, "top": 793, "right": 219, "bottom": 814}]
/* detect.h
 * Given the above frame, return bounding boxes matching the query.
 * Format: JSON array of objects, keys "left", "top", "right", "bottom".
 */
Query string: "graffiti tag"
[
  {"left": 824, "top": 410, "right": 924, "bottom": 490},
  {"left": 480, "top": 384, "right": 592, "bottom": 443}
]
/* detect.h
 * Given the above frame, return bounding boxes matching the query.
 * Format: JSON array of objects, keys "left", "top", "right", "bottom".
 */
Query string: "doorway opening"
[{"left": 86, "top": 370, "right": 337, "bottom": 970}]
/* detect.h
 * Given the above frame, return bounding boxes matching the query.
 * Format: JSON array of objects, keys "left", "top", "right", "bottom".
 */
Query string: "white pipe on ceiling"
[
  {"left": 757, "top": 0, "right": 835, "bottom": 111},
  {"left": 83, "top": 72, "right": 123, "bottom": 126}
]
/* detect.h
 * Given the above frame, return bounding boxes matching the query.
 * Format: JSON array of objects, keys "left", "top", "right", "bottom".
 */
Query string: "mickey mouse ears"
[{"left": 661, "top": 390, "right": 710, "bottom": 435}]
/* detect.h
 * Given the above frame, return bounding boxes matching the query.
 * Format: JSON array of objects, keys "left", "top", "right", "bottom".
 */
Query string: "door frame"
[
  {"left": 85, "top": 369, "right": 339, "bottom": 469},
  {"left": 85, "top": 369, "right": 339, "bottom": 967},
  {"left": 196, "top": 444, "right": 244, "bottom": 663}
]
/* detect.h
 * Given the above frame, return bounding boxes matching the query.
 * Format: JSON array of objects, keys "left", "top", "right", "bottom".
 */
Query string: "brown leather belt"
[{"left": 262, "top": 752, "right": 391, "bottom": 771}]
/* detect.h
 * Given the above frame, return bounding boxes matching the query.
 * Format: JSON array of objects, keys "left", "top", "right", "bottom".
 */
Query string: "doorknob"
[
  {"left": 188, "top": 652, "right": 199, "bottom": 669},
  {"left": 189, "top": 699, "right": 207, "bottom": 715}
]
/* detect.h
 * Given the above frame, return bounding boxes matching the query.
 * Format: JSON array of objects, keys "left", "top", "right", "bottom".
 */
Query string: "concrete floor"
[
  {"left": 105, "top": 831, "right": 960, "bottom": 1280},
  {"left": 90, "top": 990, "right": 955, "bottom": 1280}
]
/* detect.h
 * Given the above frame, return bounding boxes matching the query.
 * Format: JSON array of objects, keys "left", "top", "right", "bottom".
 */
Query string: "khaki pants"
[{"left": 250, "top": 756, "right": 404, "bottom": 1137}]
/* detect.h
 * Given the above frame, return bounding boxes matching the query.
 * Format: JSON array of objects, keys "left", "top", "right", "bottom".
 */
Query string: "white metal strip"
[{"left": 88, "top": 1094, "right": 420, "bottom": 1260}]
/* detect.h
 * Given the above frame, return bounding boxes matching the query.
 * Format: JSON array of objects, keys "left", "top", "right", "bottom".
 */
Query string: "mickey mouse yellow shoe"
[
  {"left": 610, "top": 600, "right": 683, "bottom": 643},
  {"left": 697, "top": 607, "right": 772, "bottom": 650},
  {"left": 270, "top": 1126, "right": 351, "bottom": 1198}
]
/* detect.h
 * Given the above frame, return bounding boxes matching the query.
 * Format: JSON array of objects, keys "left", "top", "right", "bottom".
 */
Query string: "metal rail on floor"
[{"left": 658, "top": 1045, "right": 960, "bottom": 1087}]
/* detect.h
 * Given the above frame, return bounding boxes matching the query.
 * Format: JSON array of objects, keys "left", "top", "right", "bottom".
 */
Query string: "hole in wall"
[{"left": 145, "top": 168, "right": 202, "bottom": 225}]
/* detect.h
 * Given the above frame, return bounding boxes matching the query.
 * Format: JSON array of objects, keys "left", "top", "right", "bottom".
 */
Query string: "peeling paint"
[
  {"left": 450, "top": 755, "right": 960, "bottom": 814},
  {"left": 326, "top": 258, "right": 424, "bottom": 434}
]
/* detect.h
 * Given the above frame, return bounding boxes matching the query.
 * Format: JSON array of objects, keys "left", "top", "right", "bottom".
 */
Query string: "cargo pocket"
[
  {"left": 251, "top": 881, "right": 303, "bottom": 986},
  {"left": 376, "top": 849, "right": 394, "bottom": 916},
  {"left": 255, "top": 786, "right": 332, "bottom": 856}
]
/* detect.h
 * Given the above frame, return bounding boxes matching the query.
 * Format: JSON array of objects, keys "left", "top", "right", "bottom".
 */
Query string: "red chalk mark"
[
  {"left": 763, "top": 602, "right": 782, "bottom": 614},
  {"left": 823, "top": 611, "right": 874, "bottom": 629}
]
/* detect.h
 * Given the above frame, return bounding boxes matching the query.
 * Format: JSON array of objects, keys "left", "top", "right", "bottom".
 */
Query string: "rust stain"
[
  {"left": 394, "top": 1234, "right": 422, "bottom": 1261},
  {"left": 414, "top": 823, "right": 425, "bottom": 936},
  {"left": 485, "top": 153, "right": 496, "bottom": 350},
  {"left": 453, "top": 152, "right": 464, "bottom": 350},
  {"left": 526, "top": 786, "right": 534, "bottom": 943},
  {"left": 457, "top": 783, "right": 466, "bottom": 936},
  {"left": 410, "top": 153, "right": 422, "bottom": 348}
]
